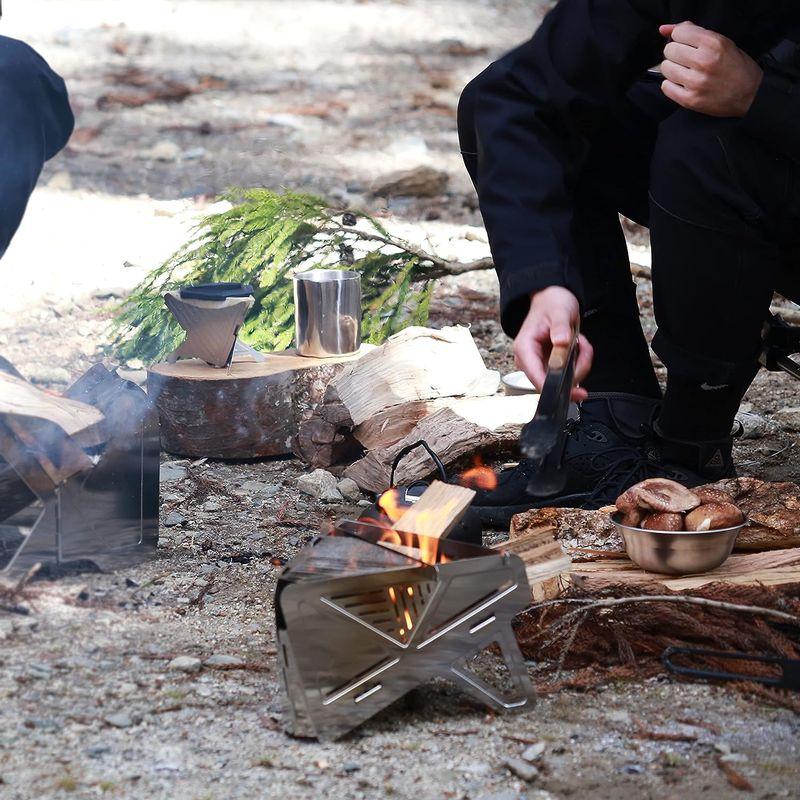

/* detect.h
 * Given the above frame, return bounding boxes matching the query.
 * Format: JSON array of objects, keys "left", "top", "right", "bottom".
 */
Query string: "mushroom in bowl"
[{"left": 610, "top": 479, "right": 746, "bottom": 575}]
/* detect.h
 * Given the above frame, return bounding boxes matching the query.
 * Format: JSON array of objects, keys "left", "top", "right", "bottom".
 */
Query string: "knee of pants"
[{"left": 650, "top": 111, "right": 766, "bottom": 230}]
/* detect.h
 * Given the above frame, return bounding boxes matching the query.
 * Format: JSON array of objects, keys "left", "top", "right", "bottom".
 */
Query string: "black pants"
[{"left": 459, "top": 74, "right": 800, "bottom": 403}]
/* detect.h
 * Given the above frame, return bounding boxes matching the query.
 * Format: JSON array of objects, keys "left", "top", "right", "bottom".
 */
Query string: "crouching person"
[{"left": 0, "top": 35, "right": 73, "bottom": 259}]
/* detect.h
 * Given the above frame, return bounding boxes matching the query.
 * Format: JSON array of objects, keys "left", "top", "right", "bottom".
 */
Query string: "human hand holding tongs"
[{"left": 519, "top": 322, "right": 582, "bottom": 497}]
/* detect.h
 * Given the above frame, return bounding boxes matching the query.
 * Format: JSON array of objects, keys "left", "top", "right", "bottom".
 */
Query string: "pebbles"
[
  {"left": 168, "top": 656, "right": 202, "bottom": 674},
  {"left": 504, "top": 757, "right": 539, "bottom": 782},
  {"left": 297, "top": 469, "right": 343, "bottom": 502}
]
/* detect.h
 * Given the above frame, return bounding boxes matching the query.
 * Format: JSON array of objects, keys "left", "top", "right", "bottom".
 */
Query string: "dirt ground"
[{"left": 1, "top": 2, "right": 800, "bottom": 799}]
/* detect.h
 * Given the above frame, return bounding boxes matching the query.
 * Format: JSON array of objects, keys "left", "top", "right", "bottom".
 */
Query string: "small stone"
[
  {"left": 607, "top": 709, "right": 632, "bottom": 724},
  {"left": 204, "top": 654, "right": 244, "bottom": 668},
  {"left": 521, "top": 742, "right": 546, "bottom": 762},
  {"left": 0, "top": 619, "right": 13, "bottom": 640},
  {"left": 183, "top": 147, "right": 206, "bottom": 160},
  {"left": 504, "top": 757, "right": 539, "bottom": 782},
  {"left": 27, "top": 365, "right": 71, "bottom": 385},
  {"left": 168, "top": 656, "right": 202, "bottom": 673},
  {"left": 141, "top": 140, "right": 181, "bottom": 161},
  {"left": 621, "top": 763, "right": 644, "bottom": 775},
  {"left": 164, "top": 511, "right": 186, "bottom": 527},
  {"left": 297, "top": 469, "right": 343, "bottom": 502},
  {"left": 86, "top": 745, "right": 111, "bottom": 759},
  {"left": 337, "top": 478, "right": 362, "bottom": 501},
  {"left": 104, "top": 713, "right": 135, "bottom": 729},
  {"left": 342, "top": 762, "right": 361, "bottom": 774},
  {"left": 203, "top": 499, "right": 222, "bottom": 512},
  {"left": 371, "top": 165, "right": 449, "bottom": 198},
  {"left": 160, "top": 463, "right": 188, "bottom": 484},
  {"left": 775, "top": 406, "right": 800, "bottom": 432},
  {"left": 736, "top": 411, "right": 778, "bottom": 439}
]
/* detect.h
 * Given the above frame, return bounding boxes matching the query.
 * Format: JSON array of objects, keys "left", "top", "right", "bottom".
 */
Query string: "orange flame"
[
  {"left": 458, "top": 456, "right": 498, "bottom": 491},
  {"left": 377, "top": 488, "right": 406, "bottom": 524}
]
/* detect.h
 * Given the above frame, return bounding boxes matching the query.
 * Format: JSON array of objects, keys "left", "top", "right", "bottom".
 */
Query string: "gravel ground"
[{"left": 1, "top": 2, "right": 800, "bottom": 799}]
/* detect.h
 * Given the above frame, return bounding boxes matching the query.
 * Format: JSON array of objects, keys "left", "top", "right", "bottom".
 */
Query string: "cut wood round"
[{"left": 147, "top": 348, "right": 368, "bottom": 459}]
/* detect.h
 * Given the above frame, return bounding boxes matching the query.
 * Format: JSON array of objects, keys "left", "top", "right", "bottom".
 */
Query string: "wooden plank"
[
  {"left": 570, "top": 547, "right": 800, "bottom": 592},
  {"left": 393, "top": 480, "right": 476, "bottom": 539},
  {"left": 0, "top": 371, "right": 106, "bottom": 447}
]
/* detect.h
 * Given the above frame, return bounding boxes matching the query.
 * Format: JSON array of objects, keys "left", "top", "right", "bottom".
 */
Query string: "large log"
[
  {"left": 344, "top": 394, "right": 538, "bottom": 493},
  {"left": 147, "top": 348, "right": 369, "bottom": 459}
]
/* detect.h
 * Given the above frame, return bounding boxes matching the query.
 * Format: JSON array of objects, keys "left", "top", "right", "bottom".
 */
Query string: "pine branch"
[{"left": 111, "top": 188, "right": 494, "bottom": 363}]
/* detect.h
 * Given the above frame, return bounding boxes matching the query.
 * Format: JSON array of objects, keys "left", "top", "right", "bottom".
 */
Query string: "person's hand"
[
  {"left": 659, "top": 22, "right": 762, "bottom": 117},
  {"left": 514, "top": 286, "right": 593, "bottom": 403}
]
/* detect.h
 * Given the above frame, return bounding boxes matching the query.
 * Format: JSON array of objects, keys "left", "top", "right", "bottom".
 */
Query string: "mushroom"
[
  {"left": 616, "top": 479, "right": 701, "bottom": 515},
  {"left": 693, "top": 487, "right": 736, "bottom": 505},
  {"left": 685, "top": 502, "right": 744, "bottom": 532},
  {"left": 620, "top": 509, "right": 644, "bottom": 527},
  {"left": 641, "top": 512, "right": 685, "bottom": 531}
]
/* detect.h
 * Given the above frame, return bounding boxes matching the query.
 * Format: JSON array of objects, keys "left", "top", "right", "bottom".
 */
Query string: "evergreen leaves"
[{"left": 111, "top": 189, "right": 439, "bottom": 362}]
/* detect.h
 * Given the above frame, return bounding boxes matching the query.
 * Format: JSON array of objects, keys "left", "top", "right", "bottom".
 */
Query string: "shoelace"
[{"left": 580, "top": 444, "right": 656, "bottom": 509}]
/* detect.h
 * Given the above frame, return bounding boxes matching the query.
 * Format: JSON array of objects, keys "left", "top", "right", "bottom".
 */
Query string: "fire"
[
  {"left": 458, "top": 456, "right": 498, "bottom": 491},
  {"left": 377, "top": 488, "right": 406, "bottom": 524}
]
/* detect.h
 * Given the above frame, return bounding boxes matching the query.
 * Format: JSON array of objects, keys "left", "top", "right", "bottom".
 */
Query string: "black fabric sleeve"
[
  {"left": 470, "top": 0, "right": 669, "bottom": 337},
  {"left": 0, "top": 36, "right": 74, "bottom": 260},
  {"left": 740, "top": 65, "right": 800, "bottom": 163}
]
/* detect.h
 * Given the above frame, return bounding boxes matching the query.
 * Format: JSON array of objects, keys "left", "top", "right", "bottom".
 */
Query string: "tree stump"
[{"left": 147, "top": 348, "right": 369, "bottom": 459}]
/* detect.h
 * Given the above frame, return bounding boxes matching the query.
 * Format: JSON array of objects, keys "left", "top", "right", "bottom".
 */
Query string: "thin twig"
[{"left": 522, "top": 595, "right": 800, "bottom": 626}]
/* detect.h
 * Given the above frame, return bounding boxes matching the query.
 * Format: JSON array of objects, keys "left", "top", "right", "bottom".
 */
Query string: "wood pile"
[{"left": 296, "top": 326, "right": 538, "bottom": 491}]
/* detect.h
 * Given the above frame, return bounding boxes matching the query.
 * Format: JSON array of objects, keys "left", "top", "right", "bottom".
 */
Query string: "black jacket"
[
  {"left": 0, "top": 36, "right": 73, "bottom": 260},
  {"left": 468, "top": 1, "right": 800, "bottom": 337}
]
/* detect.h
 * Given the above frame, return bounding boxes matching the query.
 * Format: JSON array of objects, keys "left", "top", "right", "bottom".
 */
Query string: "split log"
[
  {"left": 344, "top": 394, "right": 539, "bottom": 493},
  {"left": 705, "top": 477, "right": 800, "bottom": 550},
  {"left": 571, "top": 547, "right": 800, "bottom": 592},
  {"left": 0, "top": 371, "right": 106, "bottom": 449},
  {"left": 147, "top": 347, "right": 369, "bottom": 459},
  {"left": 297, "top": 326, "right": 502, "bottom": 466},
  {"left": 493, "top": 525, "right": 572, "bottom": 600},
  {"left": 393, "top": 480, "right": 475, "bottom": 539}
]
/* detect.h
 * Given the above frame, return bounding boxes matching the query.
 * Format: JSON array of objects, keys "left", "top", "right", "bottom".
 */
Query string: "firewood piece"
[
  {"left": 570, "top": 547, "right": 800, "bottom": 591},
  {"left": 704, "top": 477, "right": 800, "bottom": 550},
  {"left": 510, "top": 507, "right": 624, "bottom": 558},
  {"left": 323, "top": 326, "right": 500, "bottom": 429},
  {"left": 0, "top": 371, "right": 106, "bottom": 449},
  {"left": 344, "top": 394, "right": 538, "bottom": 493},
  {"left": 147, "top": 348, "right": 368, "bottom": 459},
  {"left": 493, "top": 525, "right": 572, "bottom": 600},
  {"left": 393, "top": 480, "right": 475, "bottom": 539}
]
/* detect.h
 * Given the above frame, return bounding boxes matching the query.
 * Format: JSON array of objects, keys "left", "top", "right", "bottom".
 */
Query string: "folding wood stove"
[
  {"left": 0, "top": 363, "right": 159, "bottom": 575},
  {"left": 276, "top": 520, "right": 535, "bottom": 741}
]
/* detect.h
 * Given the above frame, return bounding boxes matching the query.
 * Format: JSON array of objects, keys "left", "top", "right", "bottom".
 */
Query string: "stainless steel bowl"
[{"left": 611, "top": 514, "right": 745, "bottom": 576}]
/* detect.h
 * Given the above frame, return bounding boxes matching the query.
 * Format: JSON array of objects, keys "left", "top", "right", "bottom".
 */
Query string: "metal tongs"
[
  {"left": 520, "top": 325, "right": 580, "bottom": 497},
  {"left": 663, "top": 646, "right": 800, "bottom": 692}
]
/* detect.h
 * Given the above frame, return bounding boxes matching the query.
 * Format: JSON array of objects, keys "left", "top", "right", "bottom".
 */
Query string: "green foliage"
[{"left": 112, "top": 188, "right": 439, "bottom": 362}]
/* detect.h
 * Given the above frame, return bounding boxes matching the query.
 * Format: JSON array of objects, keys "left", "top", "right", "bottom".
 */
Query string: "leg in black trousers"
[{"left": 649, "top": 110, "right": 800, "bottom": 467}]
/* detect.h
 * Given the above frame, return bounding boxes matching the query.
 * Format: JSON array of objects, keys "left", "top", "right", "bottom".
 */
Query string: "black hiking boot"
[
  {"left": 473, "top": 393, "right": 663, "bottom": 527},
  {"left": 473, "top": 393, "right": 739, "bottom": 528}
]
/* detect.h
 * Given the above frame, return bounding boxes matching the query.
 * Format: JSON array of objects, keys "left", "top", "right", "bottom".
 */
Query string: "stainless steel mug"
[{"left": 294, "top": 269, "right": 362, "bottom": 357}]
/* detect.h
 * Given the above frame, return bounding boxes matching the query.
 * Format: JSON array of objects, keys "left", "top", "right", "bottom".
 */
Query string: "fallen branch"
[{"left": 525, "top": 594, "right": 800, "bottom": 627}]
